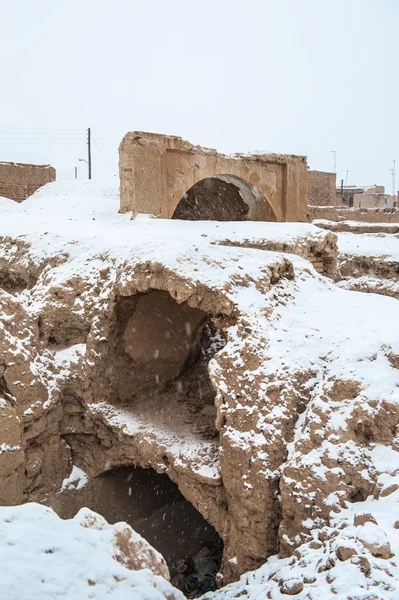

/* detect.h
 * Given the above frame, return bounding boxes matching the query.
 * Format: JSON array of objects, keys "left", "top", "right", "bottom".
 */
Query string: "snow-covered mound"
[
  {"left": 2, "top": 179, "right": 336, "bottom": 277},
  {"left": 0, "top": 503, "right": 183, "bottom": 600},
  {"left": 1, "top": 181, "right": 399, "bottom": 598},
  {"left": 331, "top": 230, "right": 399, "bottom": 300},
  {"left": 314, "top": 218, "right": 399, "bottom": 300},
  {"left": 206, "top": 477, "right": 399, "bottom": 599},
  {"left": 0, "top": 194, "right": 16, "bottom": 209},
  {"left": 314, "top": 218, "right": 399, "bottom": 235},
  {"left": 337, "top": 231, "right": 399, "bottom": 261}
]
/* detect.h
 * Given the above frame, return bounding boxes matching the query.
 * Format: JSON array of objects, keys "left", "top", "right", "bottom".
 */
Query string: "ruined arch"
[
  {"left": 171, "top": 175, "right": 278, "bottom": 221},
  {"left": 119, "top": 132, "right": 309, "bottom": 222}
]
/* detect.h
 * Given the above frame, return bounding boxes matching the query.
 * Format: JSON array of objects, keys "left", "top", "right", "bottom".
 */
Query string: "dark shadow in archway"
[
  {"left": 172, "top": 175, "right": 278, "bottom": 222},
  {"left": 52, "top": 464, "right": 223, "bottom": 595},
  {"left": 90, "top": 467, "right": 222, "bottom": 563}
]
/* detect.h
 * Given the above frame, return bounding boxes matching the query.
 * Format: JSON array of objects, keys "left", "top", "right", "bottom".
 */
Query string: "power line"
[
  {"left": 92, "top": 136, "right": 117, "bottom": 174},
  {"left": 94, "top": 138, "right": 117, "bottom": 151},
  {"left": 0, "top": 140, "right": 86, "bottom": 145},
  {"left": 96, "top": 134, "right": 119, "bottom": 144},
  {"left": 0, "top": 126, "right": 84, "bottom": 132},
  {"left": 0, "top": 134, "right": 86, "bottom": 138},
  {"left": 0, "top": 133, "right": 86, "bottom": 139},
  {"left": 0, "top": 126, "right": 119, "bottom": 177},
  {"left": 0, "top": 136, "right": 86, "bottom": 140}
]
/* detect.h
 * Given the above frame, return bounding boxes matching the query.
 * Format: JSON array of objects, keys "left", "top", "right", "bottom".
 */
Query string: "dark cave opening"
[{"left": 54, "top": 465, "right": 223, "bottom": 596}]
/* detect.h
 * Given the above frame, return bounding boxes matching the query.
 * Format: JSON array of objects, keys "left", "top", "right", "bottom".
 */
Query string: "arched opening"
[
  {"left": 172, "top": 175, "right": 278, "bottom": 222},
  {"left": 53, "top": 465, "right": 223, "bottom": 596},
  {"left": 56, "top": 290, "right": 227, "bottom": 593},
  {"left": 105, "top": 290, "right": 226, "bottom": 443}
]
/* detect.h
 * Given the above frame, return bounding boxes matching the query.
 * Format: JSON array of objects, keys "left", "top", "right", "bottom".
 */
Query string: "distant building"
[
  {"left": 335, "top": 184, "right": 396, "bottom": 209},
  {"left": 308, "top": 170, "right": 337, "bottom": 206},
  {"left": 0, "top": 161, "right": 56, "bottom": 203}
]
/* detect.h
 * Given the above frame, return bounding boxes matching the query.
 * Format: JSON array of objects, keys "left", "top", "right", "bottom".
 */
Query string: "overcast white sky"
[{"left": 1, "top": 0, "right": 398, "bottom": 191}]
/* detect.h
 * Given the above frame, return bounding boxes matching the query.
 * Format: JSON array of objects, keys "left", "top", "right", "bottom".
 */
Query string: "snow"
[
  {"left": 2, "top": 180, "right": 399, "bottom": 599},
  {"left": 204, "top": 480, "right": 399, "bottom": 599},
  {"left": 369, "top": 445, "right": 399, "bottom": 475},
  {"left": 337, "top": 274, "right": 399, "bottom": 296},
  {"left": 88, "top": 401, "right": 221, "bottom": 482},
  {"left": 337, "top": 231, "right": 399, "bottom": 260},
  {"left": 0, "top": 179, "right": 330, "bottom": 277},
  {"left": 314, "top": 218, "right": 399, "bottom": 232},
  {"left": 356, "top": 521, "right": 390, "bottom": 551},
  {"left": 0, "top": 195, "right": 15, "bottom": 207},
  {"left": 54, "top": 344, "right": 86, "bottom": 365},
  {"left": 0, "top": 503, "right": 183, "bottom": 600},
  {"left": 0, "top": 443, "right": 21, "bottom": 455},
  {"left": 60, "top": 465, "right": 89, "bottom": 491}
]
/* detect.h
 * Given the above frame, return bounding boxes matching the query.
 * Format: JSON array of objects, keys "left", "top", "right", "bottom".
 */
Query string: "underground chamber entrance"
[
  {"left": 107, "top": 290, "right": 226, "bottom": 442},
  {"left": 55, "top": 466, "right": 223, "bottom": 596}
]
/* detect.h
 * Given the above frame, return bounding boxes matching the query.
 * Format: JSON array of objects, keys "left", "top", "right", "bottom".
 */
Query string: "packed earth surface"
[{"left": 1, "top": 181, "right": 399, "bottom": 599}]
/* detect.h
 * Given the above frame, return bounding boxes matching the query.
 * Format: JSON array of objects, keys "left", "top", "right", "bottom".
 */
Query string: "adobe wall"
[
  {"left": 119, "top": 132, "right": 308, "bottom": 222},
  {"left": 308, "top": 170, "right": 337, "bottom": 206},
  {"left": 0, "top": 162, "right": 56, "bottom": 203},
  {"left": 352, "top": 192, "right": 395, "bottom": 209},
  {"left": 309, "top": 205, "right": 399, "bottom": 223}
]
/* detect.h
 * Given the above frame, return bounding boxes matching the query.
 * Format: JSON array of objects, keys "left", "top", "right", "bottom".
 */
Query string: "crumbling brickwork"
[
  {"left": 308, "top": 170, "right": 337, "bottom": 206},
  {"left": 0, "top": 162, "right": 55, "bottom": 203},
  {"left": 119, "top": 132, "right": 309, "bottom": 222}
]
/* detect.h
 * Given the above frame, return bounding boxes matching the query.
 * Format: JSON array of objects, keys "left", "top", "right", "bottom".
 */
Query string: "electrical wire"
[
  {"left": 92, "top": 136, "right": 117, "bottom": 174},
  {"left": 0, "top": 127, "right": 118, "bottom": 176},
  {"left": 0, "top": 126, "right": 86, "bottom": 145},
  {"left": 0, "top": 126, "right": 84, "bottom": 132},
  {"left": 96, "top": 134, "right": 119, "bottom": 144},
  {"left": 0, "top": 140, "right": 86, "bottom": 145}
]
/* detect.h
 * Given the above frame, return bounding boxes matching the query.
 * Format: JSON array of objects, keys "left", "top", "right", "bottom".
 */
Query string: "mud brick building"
[{"left": 0, "top": 161, "right": 55, "bottom": 202}]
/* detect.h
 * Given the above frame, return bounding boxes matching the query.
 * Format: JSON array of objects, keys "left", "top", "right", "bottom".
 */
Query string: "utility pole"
[
  {"left": 331, "top": 150, "right": 336, "bottom": 174},
  {"left": 393, "top": 160, "right": 396, "bottom": 204},
  {"left": 75, "top": 166, "right": 78, "bottom": 179},
  {"left": 87, "top": 127, "right": 92, "bottom": 180}
]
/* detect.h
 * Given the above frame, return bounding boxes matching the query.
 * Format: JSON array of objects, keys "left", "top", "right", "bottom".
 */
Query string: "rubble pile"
[{"left": 321, "top": 223, "right": 399, "bottom": 300}]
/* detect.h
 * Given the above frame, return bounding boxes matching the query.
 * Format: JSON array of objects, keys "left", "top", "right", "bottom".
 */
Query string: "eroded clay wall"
[
  {"left": 308, "top": 170, "right": 337, "bottom": 206},
  {"left": 309, "top": 205, "right": 399, "bottom": 223},
  {"left": 0, "top": 162, "right": 56, "bottom": 203}
]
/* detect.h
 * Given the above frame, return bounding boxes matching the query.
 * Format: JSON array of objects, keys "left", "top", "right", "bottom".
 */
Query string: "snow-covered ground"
[
  {"left": 314, "top": 218, "right": 399, "bottom": 235},
  {"left": 331, "top": 227, "right": 399, "bottom": 300},
  {"left": 0, "top": 503, "right": 183, "bottom": 600},
  {"left": 0, "top": 195, "right": 15, "bottom": 207},
  {"left": 206, "top": 474, "right": 399, "bottom": 599},
  {"left": 337, "top": 231, "right": 399, "bottom": 261},
  {"left": 1, "top": 181, "right": 399, "bottom": 599},
  {"left": 0, "top": 179, "right": 331, "bottom": 272}
]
